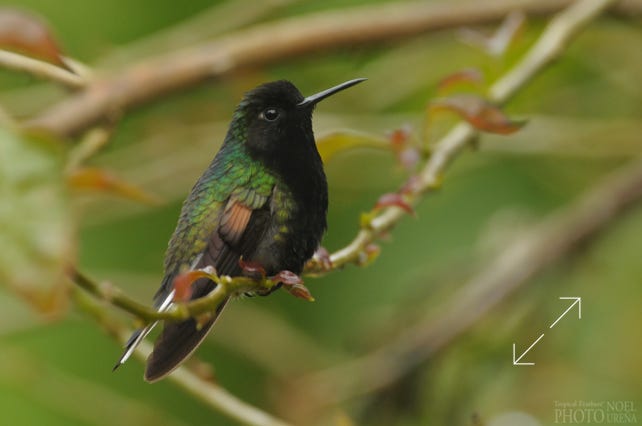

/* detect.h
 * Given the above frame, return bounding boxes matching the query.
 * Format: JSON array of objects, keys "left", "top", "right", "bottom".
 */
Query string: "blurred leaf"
[
  {"left": 458, "top": 10, "right": 526, "bottom": 57},
  {"left": 65, "top": 127, "right": 112, "bottom": 172},
  {"left": 67, "top": 167, "right": 160, "bottom": 205},
  {"left": 0, "top": 7, "right": 69, "bottom": 70},
  {"left": 317, "top": 131, "right": 388, "bottom": 163},
  {"left": 388, "top": 126, "right": 412, "bottom": 149},
  {"left": 0, "top": 126, "right": 73, "bottom": 315},
  {"left": 437, "top": 68, "right": 485, "bottom": 93},
  {"left": 387, "top": 126, "right": 421, "bottom": 171},
  {"left": 430, "top": 95, "right": 526, "bottom": 135}
]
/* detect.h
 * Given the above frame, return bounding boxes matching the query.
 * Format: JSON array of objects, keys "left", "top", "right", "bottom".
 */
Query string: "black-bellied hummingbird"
[{"left": 115, "top": 78, "right": 366, "bottom": 381}]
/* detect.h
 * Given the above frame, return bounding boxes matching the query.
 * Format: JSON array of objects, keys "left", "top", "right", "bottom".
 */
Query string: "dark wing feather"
[{"left": 144, "top": 196, "right": 271, "bottom": 382}]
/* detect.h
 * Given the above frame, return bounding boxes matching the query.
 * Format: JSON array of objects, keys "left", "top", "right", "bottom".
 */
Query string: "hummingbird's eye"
[{"left": 260, "top": 108, "right": 280, "bottom": 122}]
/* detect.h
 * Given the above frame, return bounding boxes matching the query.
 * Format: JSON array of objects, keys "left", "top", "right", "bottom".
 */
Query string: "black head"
[{"left": 233, "top": 79, "right": 366, "bottom": 160}]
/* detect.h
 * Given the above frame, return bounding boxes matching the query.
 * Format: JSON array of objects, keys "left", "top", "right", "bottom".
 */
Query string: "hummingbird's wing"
[
  {"left": 143, "top": 196, "right": 270, "bottom": 382},
  {"left": 115, "top": 154, "right": 276, "bottom": 379}
]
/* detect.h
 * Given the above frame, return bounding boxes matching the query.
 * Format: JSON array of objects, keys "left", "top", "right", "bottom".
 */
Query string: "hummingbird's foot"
[
  {"left": 239, "top": 258, "right": 276, "bottom": 296},
  {"left": 271, "top": 270, "right": 314, "bottom": 302}
]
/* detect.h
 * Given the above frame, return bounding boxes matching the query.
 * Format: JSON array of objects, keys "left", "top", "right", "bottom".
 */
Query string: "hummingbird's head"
[{"left": 235, "top": 79, "right": 366, "bottom": 160}]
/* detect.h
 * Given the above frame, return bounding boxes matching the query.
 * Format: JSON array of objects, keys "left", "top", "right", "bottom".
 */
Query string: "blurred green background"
[{"left": 0, "top": 1, "right": 640, "bottom": 425}]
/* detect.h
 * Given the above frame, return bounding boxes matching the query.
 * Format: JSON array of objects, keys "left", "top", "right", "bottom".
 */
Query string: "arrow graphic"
[
  {"left": 513, "top": 333, "right": 545, "bottom": 366},
  {"left": 549, "top": 297, "right": 582, "bottom": 329}
]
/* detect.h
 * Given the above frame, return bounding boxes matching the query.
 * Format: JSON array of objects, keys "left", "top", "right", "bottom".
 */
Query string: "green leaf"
[
  {"left": 316, "top": 131, "right": 388, "bottom": 163},
  {"left": 0, "top": 127, "right": 73, "bottom": 315}
]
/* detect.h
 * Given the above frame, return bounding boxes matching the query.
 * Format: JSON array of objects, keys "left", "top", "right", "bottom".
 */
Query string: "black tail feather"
[{"left": 144, "top": 297, "right": 229, "bottom": 382}]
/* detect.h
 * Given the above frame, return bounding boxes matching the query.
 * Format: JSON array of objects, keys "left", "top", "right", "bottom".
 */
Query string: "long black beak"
[{"left": 298, "top": 78, "right": 367, "bottom": 108}]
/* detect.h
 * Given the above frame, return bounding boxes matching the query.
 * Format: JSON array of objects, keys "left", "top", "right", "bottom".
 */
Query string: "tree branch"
[
  {"left": 0, "top": 50, "right": 86, "bottom": 89},
  {"left": 24, "top": 0, "right": 640, "bottom": 138}
]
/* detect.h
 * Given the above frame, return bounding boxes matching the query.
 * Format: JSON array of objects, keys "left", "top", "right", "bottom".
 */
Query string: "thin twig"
[
  {"left": 305, "top": 0, "right": 620, "bottom": 274},
  {"left": 292, "top": 153, "right": 642, "bottom": 407},
  {"left": 24, "top": 0, "right": 641, "bottom": 137},
  {"left": 70, "top": 268, "right": 274, "bottom": 323},
  {"left": 0, "top": 50, "right": 86, "bottom": 89},
  {"left": 72, "top": 288, "right": 293, "bottom": 426},
  {"left": 289, "top": 0, "right": 626, "bottom": 407}
]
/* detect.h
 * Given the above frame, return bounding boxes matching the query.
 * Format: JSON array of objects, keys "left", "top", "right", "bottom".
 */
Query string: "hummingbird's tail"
[
  {"left": 113, "top": 290, "right": 176, "bottom": 371},
  {"left": 144, "top": 296, "right": 229, "bottom": 382}
]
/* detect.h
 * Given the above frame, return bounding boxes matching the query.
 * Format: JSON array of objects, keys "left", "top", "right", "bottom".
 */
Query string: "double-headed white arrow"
[
  {"left": 549, "top": 296, "right": 582, "bottom": 329},
  {"left": 512, "top": 297, "right": 581, "bottom": 366}
]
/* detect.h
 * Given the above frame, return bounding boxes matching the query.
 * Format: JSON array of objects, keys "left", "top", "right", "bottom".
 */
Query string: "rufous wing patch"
[{"left": 218, "top": 198, "right": 252, "bottom": 246}]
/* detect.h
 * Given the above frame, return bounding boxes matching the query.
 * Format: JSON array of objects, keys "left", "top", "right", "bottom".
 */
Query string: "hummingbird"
[{"left": 115, "top": 78, "right": 366, "bottom": 382}]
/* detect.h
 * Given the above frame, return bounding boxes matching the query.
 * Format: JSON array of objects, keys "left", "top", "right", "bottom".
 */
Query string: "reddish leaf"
[
  {"left": 172, "top": 267, "right": 218, "bottom": 302},
  {"left": 0, "top": 8, "right": 69, "bottom": 69},
  {"left": 429, "top": 95, "right": 526, "bottom": 135},
  {"left": 271, "top": 270, "right": 303, "bottom": 286},
  {"left": 239, "top": 258, "right": 266, "bottom": 278},
  {"left": 437, "top": 68, "right": 484, "bottom": 92},
  {"left": 387, "top": 125, "right": 420, "bottom": 171},
  {"left": 67, "top": 167, "right": 160, "bottom": 204},
  {"left": 375, "top": 193, "right": 415, "bottom": 216},
  {"left": 284, "top": 282, "right": 315, "bottom": 302},
  {"left": 387, "top": 125, "right": 412, "bottom": 150}
]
